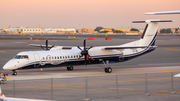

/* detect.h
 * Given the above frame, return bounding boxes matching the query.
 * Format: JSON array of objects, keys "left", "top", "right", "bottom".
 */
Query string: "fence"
[{"left": 1, "top": 72, "right": 180, "bottom": 101}]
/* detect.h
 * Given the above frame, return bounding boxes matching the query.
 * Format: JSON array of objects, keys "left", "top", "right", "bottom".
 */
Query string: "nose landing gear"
[{"left": 11, "top": 70, "right": 17, "bottom": 76}]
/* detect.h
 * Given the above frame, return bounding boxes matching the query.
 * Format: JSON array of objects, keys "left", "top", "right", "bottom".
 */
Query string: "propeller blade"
[
  {"left": 40, "top": 45, "right": 45, "bottom": 50},
  {"left": 77, "top": 55, "right": 83, "bottom": 60},
  {"left": 83, "top": 39, "right": 86, "bottom": 50},
  {"left": 49, "top": 45, "right": 55, "bottom": 50},
  {"left": 87, "top": 54, "right": 95, "bottom": 61},
  {"left": 85, "top": 55, "right": 87, "bottom": 66},
  {"left": 77, "top": 45, "right": 83, "bottom": 51},
  {"left": 46, "top": 38, "right": 48, "bottom": 50},
  {"left": 88, "top": 46, "right": 94, "bottom": 50}
]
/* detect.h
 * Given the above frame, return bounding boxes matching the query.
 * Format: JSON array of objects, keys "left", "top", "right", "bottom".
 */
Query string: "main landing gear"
[
  {"left": 67, "top": 66, "right": 74, "bottom": 71},
  {"left": 11, "top": 70, "right": 17, "bottom": 76},
  {"left": 103, "top": 60, "right": 112, "bottom": 73}
]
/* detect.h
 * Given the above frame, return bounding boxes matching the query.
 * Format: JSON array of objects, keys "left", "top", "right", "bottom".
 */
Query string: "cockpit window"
[{"left": 14, "top": 55, "right": 29, "bottom": 59}]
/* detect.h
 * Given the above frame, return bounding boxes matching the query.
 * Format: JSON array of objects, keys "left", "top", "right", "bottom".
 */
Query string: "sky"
[{"left": 0, "top": 0, "right": 180, "bottom": 29}]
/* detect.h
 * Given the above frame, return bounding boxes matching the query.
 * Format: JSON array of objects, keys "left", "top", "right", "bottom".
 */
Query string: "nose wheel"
[{"left": 11, "top": 70, "right": 17, "bottom": 76}]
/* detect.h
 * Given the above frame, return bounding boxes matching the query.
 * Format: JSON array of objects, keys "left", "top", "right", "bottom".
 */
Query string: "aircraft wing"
[
  {"left": 29, "top": 44, "right": 72, "bottom": 50},
  {"left": 145, "top": 10, "right": 180, "bottom": 15},
  {"left": 102, "top": 46, "right": 148, "bottom": 50},
  {"left": 28, "top": 44, "right": 54, "bottom": 48}
]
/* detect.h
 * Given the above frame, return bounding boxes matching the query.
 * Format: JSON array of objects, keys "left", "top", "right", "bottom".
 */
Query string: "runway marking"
[
  {"left": 3, "top": 78, "right": 180, "bottom": 97},
  {"left": 7, "top": 69, "right": 180, "bottom": 81},
  {"left": 0, "top": 51, "right": 6, "bottom": 53},
  {"left": 16, "top": 86, "right": 180, "bottom": 97},
  {"left": 164, "top": 48, "right": 180, "bottom": 51},
  {"left": 3, "top": 78, "right": 179, "bottom": 89},
  {"left": 109, "top": 87, "right": 135, "bottom": 90},
  {"left": 140, "top": 68, "right": 174, "bottom": 72},
  {"left": 69, "top": 70, "right": 180, "bottom": 77},
  {"left": 10, "top": 86, "right": 180, "bottom": 97}
]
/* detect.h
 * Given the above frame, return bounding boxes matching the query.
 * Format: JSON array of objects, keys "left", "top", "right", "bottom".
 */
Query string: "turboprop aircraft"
[{"left": 3, "top": 19, "right": 172, "bottom": 76}]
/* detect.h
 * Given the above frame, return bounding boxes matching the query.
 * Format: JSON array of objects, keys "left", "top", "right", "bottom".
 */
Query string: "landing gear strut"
[
  {"left": 11, "top": 70, "right": 17, "bottom": 76},
  {"left": 67, "top": 66, "right": 74, "bottom": 71},
  {"left": 103, "top": 60, "right": 112, "bottom": 73}
]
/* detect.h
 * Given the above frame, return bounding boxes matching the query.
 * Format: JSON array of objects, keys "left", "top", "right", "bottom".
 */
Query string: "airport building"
[
  {"left": 78, "top": 27, "right": 94, "bottom": 34},
  {"left": 0, "top": 27, "right": 76, "bottom": 34},
  {"left": 16, "top": 28, "right": 42, "bottom": 34},
  {"left": 42, "top": 28, "right": 76, "bottom": 34}
]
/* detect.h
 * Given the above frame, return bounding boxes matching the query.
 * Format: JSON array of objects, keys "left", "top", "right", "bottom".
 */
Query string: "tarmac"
[{"left": 0, "top": 34, "right": 180, "bottom": 101}]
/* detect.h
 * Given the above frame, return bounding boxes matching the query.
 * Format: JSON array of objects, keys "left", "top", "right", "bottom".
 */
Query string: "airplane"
[
  {"left": 145, "top": 10, "right": 180, "bottom": 15},
  {"left": 3, "top": 19, "right": 172, "bottom": 76}
]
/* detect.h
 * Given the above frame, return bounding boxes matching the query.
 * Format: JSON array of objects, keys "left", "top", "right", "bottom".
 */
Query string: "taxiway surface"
[{"left": 0, "top": 34, "right": 180, "bottom": 101}]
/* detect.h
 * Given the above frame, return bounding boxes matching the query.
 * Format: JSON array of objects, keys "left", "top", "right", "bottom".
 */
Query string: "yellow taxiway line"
[{"left": 164, "top": 48, "right": 180, "bottom": 51}]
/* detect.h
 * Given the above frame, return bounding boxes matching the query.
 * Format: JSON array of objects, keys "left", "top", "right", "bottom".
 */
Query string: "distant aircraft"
[
  {"left": 0, "top": 86, "right": 51, "bottom": 101},
  {"left": 3, "top": 19, "right": 172, "bottom": 76},
  {"left": 145, "top": 10, "right": 180, "bottom": 15}
]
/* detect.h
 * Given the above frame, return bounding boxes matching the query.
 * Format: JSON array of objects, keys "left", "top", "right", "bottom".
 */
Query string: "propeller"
[
  {"left": 77, "top": 39, "right": 94, "bottom": 66},
  {"left": 41, "top": 38, "right": 54, "bottom": 50}
]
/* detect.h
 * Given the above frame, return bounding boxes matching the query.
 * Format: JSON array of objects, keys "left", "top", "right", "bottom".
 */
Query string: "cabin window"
[
  {"left": 71, "top": 56, "right": 73, "bottom": 58},
  {"left": 55, "top": 57, "right": 56, "bottom": 59},
  {"left": 74, "top": 56, "right": 76, "bottom": 58},
  {"left": 43, "top": 57, "right": 45, "bottom": 60},
  {"left": 57, "top": 56, "right": 59, "bottom": 59},
  {"left": 63, "top": 56, "right": 64, "bottom": 59},
  {"left": 52, "top": 57, "right": 54, "bottom": 59},
  {"left": 65, "top": 56, "right": 67, "bottom": 58},
  {"left": 60, "top": 56, "right": 62, "bottom": 59},
  {"left": 68, "top": 56, "right": 70, "bottom": 58}
]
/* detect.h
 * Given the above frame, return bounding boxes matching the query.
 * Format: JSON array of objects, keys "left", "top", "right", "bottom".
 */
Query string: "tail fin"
[{"left": 133, "top": 19, "right": 172, "bottom": 47}]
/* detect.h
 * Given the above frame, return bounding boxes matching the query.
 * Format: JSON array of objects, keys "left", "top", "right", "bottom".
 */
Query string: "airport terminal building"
[{"left": 1, "top": 27, "right": 76, "bottom": 34}]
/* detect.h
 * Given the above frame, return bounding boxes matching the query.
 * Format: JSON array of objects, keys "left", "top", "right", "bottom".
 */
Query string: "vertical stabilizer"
[{"left": 133, "top": 19, "right": 172, "bottom": 47}]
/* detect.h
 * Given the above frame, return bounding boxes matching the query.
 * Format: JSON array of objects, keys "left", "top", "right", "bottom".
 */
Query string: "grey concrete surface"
[{"left": 0, "top": 35, "right": 180, "bottom": 101}]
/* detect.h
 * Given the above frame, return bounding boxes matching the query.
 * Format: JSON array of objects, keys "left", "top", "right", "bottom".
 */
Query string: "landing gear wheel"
[
  {"left": 11, "top": 70, "right": 17, "bottom": 76},
  {"left": 105, "top": 67, "right": 112, "bottom": 73},
  {"left": 67, "top": 66, "right": 74, "bottom": 71}
]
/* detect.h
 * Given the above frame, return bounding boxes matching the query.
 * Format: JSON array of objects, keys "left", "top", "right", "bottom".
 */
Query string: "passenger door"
[{"left": 33, "top": 53, "right": 40, "bottom": 67}]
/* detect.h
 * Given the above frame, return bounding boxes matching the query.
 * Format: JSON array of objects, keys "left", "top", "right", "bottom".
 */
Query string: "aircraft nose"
[{"left": 3, "top": 59, "right": 17, "bottom": 70}]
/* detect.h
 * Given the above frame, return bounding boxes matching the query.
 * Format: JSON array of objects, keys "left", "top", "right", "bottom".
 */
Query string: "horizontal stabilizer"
[{"left": 133, "top": 20, "right": 173, "bottom": 23}]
